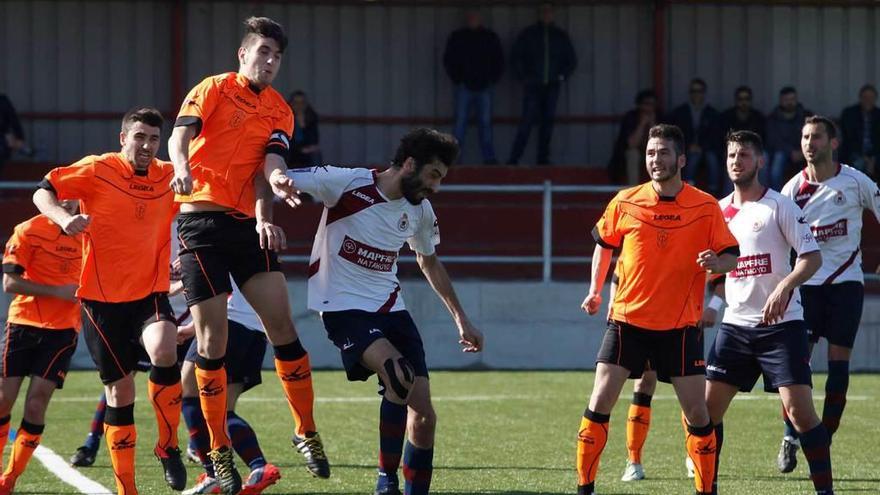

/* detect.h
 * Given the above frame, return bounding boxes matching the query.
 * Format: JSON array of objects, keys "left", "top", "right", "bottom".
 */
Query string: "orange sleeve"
[
  {"left": 709, "top": 205, "right": 739, "bottom": 256},
  {"left": 2, "top": 225, "right": 32, "bottom": 274},
  {"left": 592, "top": 195, "right": 623, "bottom": 249},
  {"left": 176, "top": 76, "right": 221, "bottom": 124},
  {"left": 44, "top": 157, "right": 96, "bottom": 201}
]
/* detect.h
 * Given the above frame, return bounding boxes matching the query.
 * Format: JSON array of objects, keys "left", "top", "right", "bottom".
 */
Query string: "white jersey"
[
  {"left": 227, "top": 279, "right": 262, "bottom": 332},
  {"left": 781, "top": 164, "right": 880, "bottom": 285},
  {"left": 289, "top": 166, "right": 439, "bottom": 313},
  {"left": 719, "top": 189, "right": 819, "bottom": 327}
]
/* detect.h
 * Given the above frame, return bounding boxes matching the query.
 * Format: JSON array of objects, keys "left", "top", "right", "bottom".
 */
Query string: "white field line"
[{"left": 33, "top": 444, "right": 113, "bottom": 494}]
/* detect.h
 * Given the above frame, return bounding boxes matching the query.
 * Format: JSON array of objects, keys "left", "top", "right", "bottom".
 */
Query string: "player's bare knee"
[
  {"left": 382, "top": 357, "right": 415, "bottom": 403},
  {"left": 148, "top": 346, "right": 177, "bottom": 367}
]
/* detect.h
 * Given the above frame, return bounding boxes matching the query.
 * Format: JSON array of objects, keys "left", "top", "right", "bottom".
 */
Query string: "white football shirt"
[
  {"left": 781, "top": 164, "right": 880, "bottom": 285},
  {"left": 289, "top": 166, "right": 439, "bottom": 313},
  {"left": 719, "top": 189, "right": 819, "bottom": 326}
]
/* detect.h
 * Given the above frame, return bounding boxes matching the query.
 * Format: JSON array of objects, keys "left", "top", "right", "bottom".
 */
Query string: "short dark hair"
[
  {"left": 779, "top": 86, "right": 797, "bottom": 96},
  {"left": 242, "top": 16, "right": 288, "bottom": 52},
  {"left": 121, "top": 107, "right": 163, "bottom": 133},
  {"left": 804, "top": 115, "right": 837, "bottom": 139},
  {"left": 690, "top": 78, "right": 707, "bottom": 90},
  {"left": 391, "top": 128, "right": 459, "bottom": 169},
  {"left": 726, "top": 130, "right": 764, "bottom": 155},
  {"left": 635, "top": 89, "right": 656, "bottom": 105},
  {"left": 648, "top": 124, "right": 685, "bottom": 156},
  {"left": 859, "top": 84, "right": 877, "bottom": 97},
  {"left": 734, "top": 85, "right": 752, "bottom": 97}
]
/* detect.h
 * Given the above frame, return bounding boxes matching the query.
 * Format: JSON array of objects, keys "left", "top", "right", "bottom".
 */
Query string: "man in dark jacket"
[
  {"left": 666, "top": 78, "right": 721, "bottom": 195},
  {"left": 712, "top": 86, "right": 766, "bottom": 194},
  {"left": 507, "top": 3, "right": 577, "bottom": 165},
  {"left": 766, "top": 86, "right": 812, "bottom": 190},
  {"left": 0, "top": 94, "right": 26, "bottom": 174},
  {"left": 839, "top": 84, "right": 880, "bottom": 180},
  {"left": 444, "top": 9, "right": 504, "bottom": 165}
]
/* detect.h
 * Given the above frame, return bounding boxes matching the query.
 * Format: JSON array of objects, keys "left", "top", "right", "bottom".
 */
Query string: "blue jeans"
[
  {"left": 683, "top": 149, "right": 723, "bottom": 196},
  {"left": 453, "top": 85, "right": 496, "bottom": 162},
  {"left": 508, "top": 83, "right": 560, "bottom": 164},
  {"left": 765, "top": 151, "right": 791, "bottom": 191}
]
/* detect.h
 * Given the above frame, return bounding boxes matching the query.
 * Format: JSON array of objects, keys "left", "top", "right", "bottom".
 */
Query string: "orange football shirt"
[
  {"left": 3, "top": 215, "right": 83, "bottom": 330},
  {"left": 43, "top": 153, "right": 176, "bottom": 303},
  {"left": 175, "top": 72, "right": 294, "bottom": 217},
  {"left": 593, "top": 183, "right": 738, "bottom": 330}
]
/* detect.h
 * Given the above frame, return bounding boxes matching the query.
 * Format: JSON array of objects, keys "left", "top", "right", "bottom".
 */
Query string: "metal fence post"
[{"left": 542, "top": 180, "right": 552, "bottom": 282}]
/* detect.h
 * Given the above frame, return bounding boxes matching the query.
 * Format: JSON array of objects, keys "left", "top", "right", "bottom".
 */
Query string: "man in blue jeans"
[{"left": 443, "top": 9, "right": 504, "bottom": 165}]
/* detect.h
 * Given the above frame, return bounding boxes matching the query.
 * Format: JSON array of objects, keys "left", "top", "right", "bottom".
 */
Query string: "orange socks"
[
  {"left": 685, "top": 421, "right": 718, "bottom": 495},
  {"left": 105, "top": 405, "right": 138, "bottom": 495},
  {"left": 576, "top": 410, "right": 610, "bottom": 491},
  {"left": 148, "top": 365, "right": 183, "bottom": 451},
  {"left": 2, "top": 420, "right": 43, "bottom": 483},
  {"left": 273, "top": 340, "right": 316, "bottom": 436},
  {"left": 625, "top": 393, "right": 652, "bottom": 463},
  {"left": 195, "top": 356, "right": 230, "bottom": 450},
  {"left": 0, "top": 416, "right": 9, "bottom": 466}
]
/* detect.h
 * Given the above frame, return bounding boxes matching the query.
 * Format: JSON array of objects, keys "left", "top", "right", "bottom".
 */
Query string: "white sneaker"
[
  {"left": 685, "top": 456, "right": 695, "bottom": 479},
  {"left": 620, "top": 460, "right": 645, "bottom": 481}
]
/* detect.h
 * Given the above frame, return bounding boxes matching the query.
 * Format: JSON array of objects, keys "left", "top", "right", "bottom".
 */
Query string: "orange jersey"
[
  {"left": 3, "top": 215, "right": 83, "bottom": 330},
  {"left": 43, "top": 153, "right": 176, "bottom": 303},
  {"left": 175, "top": 72, "right": 294, "bottom": 217},
  {"left": 593, "top": 183, "right": 738, "bottom": 330}
]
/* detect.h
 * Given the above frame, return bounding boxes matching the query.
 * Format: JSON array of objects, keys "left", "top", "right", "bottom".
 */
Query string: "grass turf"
[{"left": 5, "top": 370, "right": 879, "bottom": 494}]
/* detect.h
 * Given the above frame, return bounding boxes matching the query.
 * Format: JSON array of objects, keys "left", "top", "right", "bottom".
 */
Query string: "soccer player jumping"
[
  {"left": 168, "top": 17, "right": 327, "bottom": 494},
  {"left": 577, "top": 124, "right": 739, "bottom": 495}
]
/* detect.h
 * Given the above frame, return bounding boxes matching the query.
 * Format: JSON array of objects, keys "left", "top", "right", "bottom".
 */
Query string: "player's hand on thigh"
[{"left": 256, "top": 220, "right": 287, "bottom": 252}]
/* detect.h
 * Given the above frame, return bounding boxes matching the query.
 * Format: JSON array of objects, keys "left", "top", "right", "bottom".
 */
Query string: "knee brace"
[{"left": 383, "top": 357, "right": 415, "bottom": 403}]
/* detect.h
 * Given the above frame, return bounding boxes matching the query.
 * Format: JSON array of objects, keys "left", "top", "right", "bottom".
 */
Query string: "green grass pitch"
[{"left": 7, "top": 370, "right": 879, "bottom": 494}]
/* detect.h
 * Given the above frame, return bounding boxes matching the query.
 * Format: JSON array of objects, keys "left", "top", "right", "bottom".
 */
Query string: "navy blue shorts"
[
  {"left": 185, "top": 320, "right": 267, "bottom": 392},
  {"left": 596, "top": 321, "right": 705, "bottom": 383},
  {"left": 321, "top": 309, "right": 428, "bottom": 382},
  {"left": 801, "top": 282, "right": 863, "bottom": 349},
  {"left": 706, "top": 321, "right": 812, "bottom": 393}
]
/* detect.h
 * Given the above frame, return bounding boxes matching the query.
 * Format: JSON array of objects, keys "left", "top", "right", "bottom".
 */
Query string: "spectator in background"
[
  {"left": 443, "top": 9, "right": 504, "bottom": 165},
  {"left": 766, "top": 86, "right": 812, "bottom": 190},
  {"left": 608, "top": 90, "right": 657, "bottom": 185},
  {"left": 839, "top": 84, "right": 880, "bottom": 180},
  {"left": 0, "top": 93, "right": 26, "bottom": 173},
  {"left": 507, "top": 2, "right": 577, "bottom": 165},
  {"left": 712, "top": 86, "right": 766, "bottom": 194},
  {"left": 666, "top": 78, "right": 721, "bottom": 196},
  {"left": 287, "top": 90, "right": 322, "bottom": 168}
]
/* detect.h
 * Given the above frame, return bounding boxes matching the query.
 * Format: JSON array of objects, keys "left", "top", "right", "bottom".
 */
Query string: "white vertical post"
[{"left": 542, "top": 180, "right": 552, "bottom": 282}]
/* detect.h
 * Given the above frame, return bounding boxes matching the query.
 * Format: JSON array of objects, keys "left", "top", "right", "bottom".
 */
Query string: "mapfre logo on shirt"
[
  {"left": 338, "top": 235, "right": 397, "bottom": 272},
  {"left": 730, "top": 253, "right": 772, "bottom": 278},
  {"left": 811, "top": 219, "right": 848, "bottom": 242}
]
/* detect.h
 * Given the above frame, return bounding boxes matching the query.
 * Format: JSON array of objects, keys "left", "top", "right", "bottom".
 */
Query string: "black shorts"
[
  {"left": 597, "top": 321, "right": 705, "bottom": 383},
  {"left": 0, "top": 324, "right": 78, "bottom": 388},
  {"left": 706, "top": 321, "right": 812, "bottom": 393},
  {"left": 185, "top": 320, "right": 267, "bottom": 392},
  {"left": 81, "top": 293, "right": 175, "bottom": 384},
  {"left": 177, "top": 212, "right": 281, "bottom": 306},
  {"left": 801, "top": 282, "right": 863, "bottom": 348},
  {"left": 321, "top": 310, "right": 429, "bottom": 382}
]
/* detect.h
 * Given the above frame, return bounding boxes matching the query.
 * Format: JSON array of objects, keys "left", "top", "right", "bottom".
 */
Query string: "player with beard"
[
  {"left": 703, "top": 130, "right": 832, "bottom": 495},
  {"left": 286, "top": 128, "right": 484, "bottom": 495},
  {"left": 776, "top": 116, "right": 880, "bottom": 473},
  {"left": 576, "top": 124, "right": 738, "bottom": 495}
]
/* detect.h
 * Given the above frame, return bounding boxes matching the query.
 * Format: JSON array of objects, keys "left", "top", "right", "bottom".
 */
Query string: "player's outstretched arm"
[
  {"left": 582, "top": 244, "right": 613, "bottom": 315},
  {"left": 168, "top": 125, "right": 196, "bottom": 195},
  {"left": 416, "top": 252, "right": 483, "bottom": 353},
  {"left": 2, "top": 273, "right": 77, "bottom": 302},
  {"left": 762, "top": 250, "right": 822, "bottom": 325},
  {"left": 33, "top": 188, "right": 89, "bottom": 235},
  {"left": 264, "top": 154, "right": 301, "bottom": 208}
]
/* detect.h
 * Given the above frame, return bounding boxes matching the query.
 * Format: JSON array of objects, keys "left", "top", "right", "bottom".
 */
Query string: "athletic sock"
[
  {"left": 576, "top": 409, "right": 610, "bottom": 492},
  {"left": 2, "top": 420, "right": 44, "bottom": 481},
  {"left": 685, "top": 422, "right": 717, "bottom": 495},
  {"left": 712, "top": 423, "right": 724, "bottom": 495},
  {"left": 148, "top": 364, "right": 182, "bottom": 451},
  {"left": 0, "top": 415, "right": 10, "bottom": 466},
  {"left": 195, "top": 355, "right": 230, "bottom": 451},
  {"left": 402, "top": 440, "right": 433, "bottom": 495},
  {"left": 181, "top": 396, "right": 214, "bottom": 477},
  {"left": 378, "top": 398, "right": 407, "bottom": 481},
  {"left": 625, "top": 393, "right": 652, "bottom": 464},
  {"left": 800, "top": 423, "right": 833, "bottom": 493},
  {"left": 85, "top": 394, "right": 107, "bottom": 451},
  {"left": 822, "top": 360, "right": 849, "bottom": 436},
  {"left": 227, "top": 411, "right": 266, "bottom": 471},
  {"left": 104, "top": 404, "right": 138, "bottom": 495},
  {"left": 273, "top": 340, "right": 316, "bottom": 436}
]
